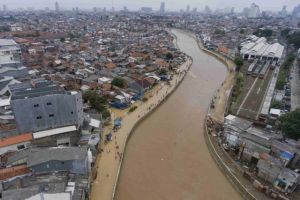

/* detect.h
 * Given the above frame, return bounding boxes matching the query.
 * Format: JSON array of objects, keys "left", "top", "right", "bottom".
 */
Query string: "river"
[{"left": 115, "top": 30, "right": 241, "bottom": 200}]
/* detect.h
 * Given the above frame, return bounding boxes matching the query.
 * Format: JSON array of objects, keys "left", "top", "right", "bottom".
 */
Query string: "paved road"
[{"left": 291, "top": 60, "right": 300, "bottom": 111}]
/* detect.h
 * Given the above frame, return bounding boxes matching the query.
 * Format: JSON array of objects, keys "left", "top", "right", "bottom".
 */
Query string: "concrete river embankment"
[{"left": 114, "top": 30, "right": 241, "bottom": 200}]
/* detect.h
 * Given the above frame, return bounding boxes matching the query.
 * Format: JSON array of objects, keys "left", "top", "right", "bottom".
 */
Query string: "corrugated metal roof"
[{"left": 33, "top": 125, "right": 77, "bottom": 139}]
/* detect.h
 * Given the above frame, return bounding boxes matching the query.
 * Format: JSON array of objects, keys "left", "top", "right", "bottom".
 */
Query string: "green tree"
[
  {"left": 214, "top": 29, "right": 225, "bottom": 35},
  {"left": 165, "top": 52, "right": 173, "bottom": 60},
  {"left": 281, "top": 28, "right": 291, "bottom": 38},
  {"left": 276, "top": 53, "right": 296, "bottom": 90},
  {"left": 287, "top": 32, "right": 300, "bottom": 48},
  {"left": 111, "top": 77, "right": 126, "bottom": 88},
  {"left": 83, "top": 90, "right": 110, "bottom": 119},
  {"left": 279, "top": 109, "right": 300, "bottom": 139},
  {"left": 158, "top": 68, "right": 168, "bottom": 75},
  {"left": 35, "top": 30, "right": 40, "bottom": 37},
  {"left": 253, "top": 28, "right": 273, "bottom": 38},
  {"left": 234, "top": 56, "right": 244, "bottom": 71}
]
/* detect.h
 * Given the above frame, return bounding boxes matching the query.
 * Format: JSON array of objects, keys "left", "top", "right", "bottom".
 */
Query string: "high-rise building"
[
  {"left": 160, "top": 2, "right": 165, "bottom": 14},
  {"left": 204, "top": 5, "right": 212, "bottom": 14},
  {"left": 279, "top": 6, "right": 288, "bottom": 17},
  {"left": 230, "top": 7, "right": 235, "bottom": 14},
  {"left": 186, "top": 5, "right": 190, "bottom": 13},
  {"left": 55, "top": 1, "right": 60, "bottom": 12},
  {"left": 244, "top": 3, "right": 260, "bottom": 18},
  {"left": 3, "top": 4, "right": 7, "bottom": 12},
  {"left": 292, "top": 4, "right": 300, "bottom": 19}
]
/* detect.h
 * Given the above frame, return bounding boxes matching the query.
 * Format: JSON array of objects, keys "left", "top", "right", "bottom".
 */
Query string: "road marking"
[{"left": 257, "top": 88, "right": 261, "bottom": 94}]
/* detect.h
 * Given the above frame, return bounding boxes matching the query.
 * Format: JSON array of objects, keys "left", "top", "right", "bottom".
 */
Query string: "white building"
[
  {"left": 240, "top": 35, "right": 284, "bottom": 62},
  {"left": 0, "top": 39, "right": 21, "bottom": 56},
  {"left": 249, "top": 3, "right": 260, "bottom": 18},
  {"left": 243, "top": 3, "right": 260, "bottom": 18}
]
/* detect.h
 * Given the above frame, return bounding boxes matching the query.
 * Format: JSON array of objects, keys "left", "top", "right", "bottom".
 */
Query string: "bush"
[
  {"left": 142, "top": 97, "right": 148, "bottom": 102},
  {"left": 231, "top": 73, "right": 244, "bottom": 103},
  {"left": 271, "top": 100, "right": 281, "bottom": 109},
  {"left": 128, "top": 106, "right": 138, "bottom": 113},
  {"left": 111, "top": 77, "right": 126, "bottom": 88}
]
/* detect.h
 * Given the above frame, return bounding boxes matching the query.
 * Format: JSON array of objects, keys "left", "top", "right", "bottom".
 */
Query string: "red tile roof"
[
  {"left": 0, "top": 165, "right": 30, "bottom": 180},
  {"left": 0, "top": 133, "right": 32, "bottom": 148}
]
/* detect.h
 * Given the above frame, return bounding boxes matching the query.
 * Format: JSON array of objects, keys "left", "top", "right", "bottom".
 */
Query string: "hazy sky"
[{"left": 1, "top": 0, "right": 299, "bottom": 12}]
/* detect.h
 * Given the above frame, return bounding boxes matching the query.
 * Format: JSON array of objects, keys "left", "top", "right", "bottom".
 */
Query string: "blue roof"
[{"left": 280, "top": 151, "right": 294, "bottom": 160}]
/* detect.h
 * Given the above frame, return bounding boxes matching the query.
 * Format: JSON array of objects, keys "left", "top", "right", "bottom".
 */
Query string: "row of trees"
[
  {"left": 281, "top": 28, "right": 300, "bottom": 49},
  {"left": 253, "top": 28, "right": 273, "bottom": 38},
  {"left": 275, "top": 53, "right": 296, "bottom": 90}
]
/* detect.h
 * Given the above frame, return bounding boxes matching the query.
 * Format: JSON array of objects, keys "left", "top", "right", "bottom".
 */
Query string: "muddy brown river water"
[{"left": 115, "top": 30, "right": 241, "bottom": 200}]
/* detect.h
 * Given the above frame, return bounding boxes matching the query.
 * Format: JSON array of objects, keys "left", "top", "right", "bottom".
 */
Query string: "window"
[
  {"left": 36, "top": 116, "right": 42, "bottom": 119},
  {"left": 46, "top": 102, "right": 52, "bottom": 106},
  {"left": 34, "top": 104, "right": 39, "bottom": 108},
  {"left": 49, "top": 114, "right": 54, "bottom": 118},
  {"left": 17, "top": 144, "right": 25, "bottom": 150}
]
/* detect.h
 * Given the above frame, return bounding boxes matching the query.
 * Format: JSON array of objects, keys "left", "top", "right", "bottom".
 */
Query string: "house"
[
  {"left": 0, "top": 76, "right": 21, "bottom": 96},
  {"left": 0, "top": 164, "right": 30, "bottom": 181},
  {"left": 98, "top": 77, "right": 112, "bottom": 84},
  {"left": 257, "top": 159, "right": 281, "bottom": 183},
  {"left": 239, "top": 127, "right": 280, "bottom": 153},
  {"left": 1, "top": 172, "right": 88, "bottom": 200},
  {"left": 0, "top": 39, "right": 21, "bottom": 56},
  {"left": 31, "top": 125, "right": 79, "bottom": 147},
  {"left": 0, "top": 133, "right": 32, "bottom": 155},
  {"left": 25, "top": 193, "right": 71, "bottom": 200},
  {"left": 274, "top": 168, "right": 300, "bottom": 193},
  {"left": 224, "top": 114, "right": 253, "bottom": 147},
  {"left": 27, "top": 147, "right": 91, "bottom": 175}
]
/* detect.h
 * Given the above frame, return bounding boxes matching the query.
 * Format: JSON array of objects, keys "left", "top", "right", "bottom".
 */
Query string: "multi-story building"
[{"left": 10, "top": 79, "right": 84, "bottom": 134}]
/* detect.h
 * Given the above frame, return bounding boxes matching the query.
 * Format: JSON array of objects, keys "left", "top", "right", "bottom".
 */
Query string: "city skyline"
[{"left": 0, "top": 0, "right": 299, "bottom": 12}]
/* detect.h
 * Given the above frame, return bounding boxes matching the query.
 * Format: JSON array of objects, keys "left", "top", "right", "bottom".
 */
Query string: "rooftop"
[
  {"left": 0, "top": 39, "right": 18, "bottom": 47},
  {"left": 0, "top": 133, "right": 32, "bottom": 147}
]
